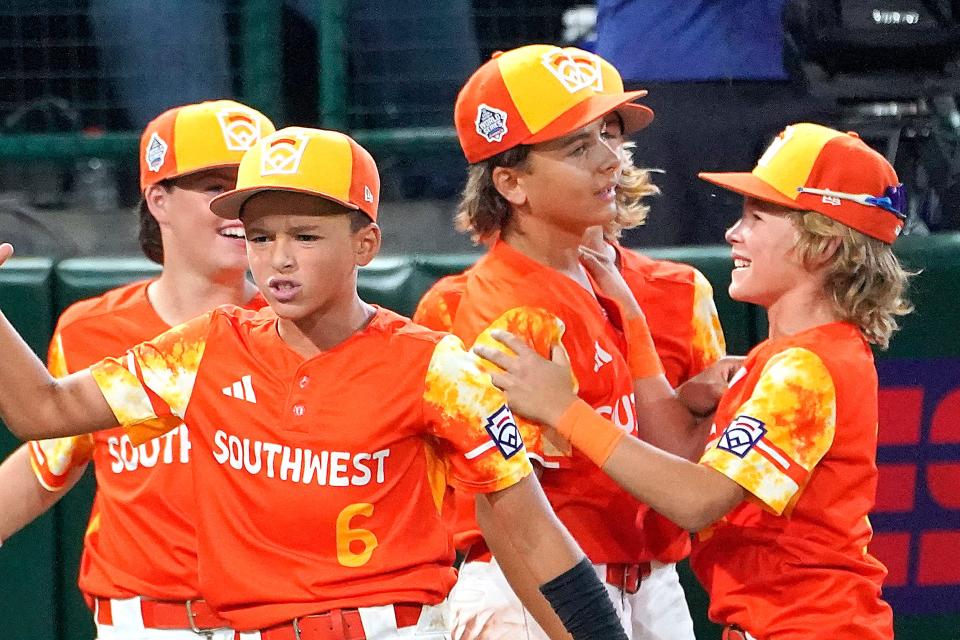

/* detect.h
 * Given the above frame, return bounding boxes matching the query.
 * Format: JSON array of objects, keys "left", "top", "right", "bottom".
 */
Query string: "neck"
[
  {"left": 278, "top": 294, "right": 376, "bottom": 356},
  {"left": 503, "top": 214, "right": 590, "bottom": 284},
  {"left": 765, "top": 280, "right": 841, "bottom": 340},
  {"left": 148, "top": 262, "right": 256, "bottom": 327}
]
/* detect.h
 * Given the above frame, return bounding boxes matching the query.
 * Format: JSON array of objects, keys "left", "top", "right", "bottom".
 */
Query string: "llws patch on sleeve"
[
  {"left": 485, "top": 405, "right": 524, "bottom": 459},
  {"left": 717, "top": 415, "right": 767, "bottom": 458}
]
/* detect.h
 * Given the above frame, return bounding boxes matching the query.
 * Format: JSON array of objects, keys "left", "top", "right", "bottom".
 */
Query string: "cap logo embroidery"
[
  {"left": 757, "top": 125, "right": 795, "bottom": 168},
  {"left": 540, "top": 47, "right": 602, "bottom": 94},
  {"left": 145, "top": 132, "right": 168, "bottom": 173},
  {"left": 260, "top": 133, "right": 310, "bottom": 176},
  {"left": 475, "top": 103, "right": 508, "bottom": 143},
  {"left": 216, "top": 108, "right": 262, "bottom": 151},
  {"left": 363, "top": 185, "right": 374, "bottom": 203}
]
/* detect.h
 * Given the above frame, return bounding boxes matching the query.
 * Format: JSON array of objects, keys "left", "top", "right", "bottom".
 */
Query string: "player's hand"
[
  {"left": 473, "top": 330, "right": 578, "bottom": 427},
  {"left": 0, "top": 243, "right": 13, "bottom": 267},
  {"left": 676, "top": 355, "right": 745, "bottom": 417},
  {"left": 578, "top": 245, "right": 643, "bottom": 318}
]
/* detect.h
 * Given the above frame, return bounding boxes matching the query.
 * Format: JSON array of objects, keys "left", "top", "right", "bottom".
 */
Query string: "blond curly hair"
[{"left": 787, "top": 210, "right": 915, "bottom": 349}]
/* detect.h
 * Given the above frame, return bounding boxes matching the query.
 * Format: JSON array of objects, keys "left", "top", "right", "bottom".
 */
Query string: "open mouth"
[{"left": 733, "top": 256, "right": 752, "bottom": 270}]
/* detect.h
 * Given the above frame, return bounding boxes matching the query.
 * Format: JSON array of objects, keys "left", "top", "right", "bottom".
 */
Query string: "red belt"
[
  {"left": 94, "top": 597, "right": 230, "bottom": 631},
  {"left": 254, "top": 604, "right": 424, "bottom": 640},
  {"left": 605, "top": 562, "right": 651, "bottom": 595}
]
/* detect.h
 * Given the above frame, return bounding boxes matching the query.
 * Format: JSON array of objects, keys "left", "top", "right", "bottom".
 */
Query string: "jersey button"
[
  {"left": 293, "top": 404, "right": 305, "bottom": 417},
  {"left": 299, "top": 375, "right": 309, "bottom": 389}
]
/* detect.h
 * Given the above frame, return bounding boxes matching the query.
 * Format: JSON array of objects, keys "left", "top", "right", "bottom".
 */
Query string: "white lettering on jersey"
[
  {"left": 593, "top": 341, "right": 614, "bottom": 372},
  {"left": 107, "top": 424, "right": 191, "bottom": 473},
  {"left": 211, "top": 429, "right": 390, "bottom": 486},
  {"left": 596, "top": 393, "right": 637, "bottom": 435}
]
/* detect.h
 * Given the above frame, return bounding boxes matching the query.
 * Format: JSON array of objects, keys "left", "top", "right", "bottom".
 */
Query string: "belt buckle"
[{"left": 185, "top": 600, "right": 214, "bottom": 638}]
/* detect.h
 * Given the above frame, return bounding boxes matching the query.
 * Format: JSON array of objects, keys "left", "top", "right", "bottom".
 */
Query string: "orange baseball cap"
[
  {"left": 455, "top": 44, "right": 654, "bottom": 163},
  {"left": 208, "top": 127, "right": 380, "bottom": 222},
  {"left": 699, "top": 123, "right": 905, "bottom": 243},
  {"left": 139, "top": 100, "right": 275, "bottom": 190}
]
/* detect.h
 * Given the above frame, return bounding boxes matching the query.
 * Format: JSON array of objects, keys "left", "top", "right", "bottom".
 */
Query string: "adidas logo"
[
  {"left": 593, "top": 341, "right": 614, "bottom": 372},
  {"left": 222, "top": 374, "right": 257, "bottom": 403}
]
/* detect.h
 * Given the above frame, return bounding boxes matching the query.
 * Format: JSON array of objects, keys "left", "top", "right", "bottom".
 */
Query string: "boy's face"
[
  {"left": 242, "top": 191, "right": 379, "bottom": 321},
  {"left": 725, "top": 198, "right": 808, "bottom": 308},
  {"left": 517, "top": 118, "right": 622, "bottom": 234}
]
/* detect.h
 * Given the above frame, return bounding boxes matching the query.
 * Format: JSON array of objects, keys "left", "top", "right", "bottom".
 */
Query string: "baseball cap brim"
[
  {"left": 209, "top": 185, "right": 361, "bottom": 220},
  {"left": 698, "top": 171, "right": 805, "bottom": 211},
  {"left": 527, "top": 90, "right": 652, "bottom": 144},
  {"left": 617, "top": 101, "right": 655, "bottom": 137}
]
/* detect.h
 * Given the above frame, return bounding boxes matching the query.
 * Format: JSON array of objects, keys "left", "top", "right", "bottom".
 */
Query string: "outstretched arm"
[
  {"left": 476, "top": 331, "right": 745, "bottom": 532},
  {"left": 0, "top": 444, "right": 86, "bottom": 542},
  {"left": 0, "top": 244, "right": 118, "bottom": 440}
]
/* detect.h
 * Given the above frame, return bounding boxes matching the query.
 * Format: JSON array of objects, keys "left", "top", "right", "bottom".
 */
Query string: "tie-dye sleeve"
[
  {"left": 28, "top": 331, "right": 96, "bottom": 491},
  {"left": 89, "top": 313, "right": 210, "bottom": 445},
  {"left": 688, "top": 270, "right": 726, "bottom": 376},
  {"left": 699, "top": 347, "right": 836, "bottom": 515}
]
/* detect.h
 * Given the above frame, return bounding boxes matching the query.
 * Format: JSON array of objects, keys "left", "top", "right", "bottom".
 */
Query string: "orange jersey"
[
  {"left": 88, "top": 305, "right": 533, "bottom": 631},
  {"left": 691, "top": 322, "right": 893, "bottom": 639},
  {"left": 29, "top": 280, "right": 266, "bottom": 601},
  {"left": 416, "top": 243, "right": 726, "bottom": 563},
  {"left": 450, "top": 240, "right": 647, "bottom": 563}
]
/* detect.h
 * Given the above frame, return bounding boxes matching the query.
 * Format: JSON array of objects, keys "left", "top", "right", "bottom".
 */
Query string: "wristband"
[
  {"left": 540, "top": 557, "right": 629, "bottom": 640},
  {"left": 556, "top": 400, "right": 626, "bottom": 467},
  {"left": 623, "top": 315, "right": 664, "bottom": 380}
]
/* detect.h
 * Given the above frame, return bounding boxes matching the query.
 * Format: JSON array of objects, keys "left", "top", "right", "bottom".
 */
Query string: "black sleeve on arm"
[{"left": 539, "top": 557, "right": 628, "bottom": 640}]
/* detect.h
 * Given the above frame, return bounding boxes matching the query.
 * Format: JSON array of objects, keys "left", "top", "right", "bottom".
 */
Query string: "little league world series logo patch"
[
  {"left": 216, "top": 108, "right": 263, "bottom": 151},
  {"left": 260, "top": 133, "right": 310, "bottom": 176},
  {"left": 475, "top": 103, "right": 508, "bottom": 143},
  {"left": 145, "top": 132, "right": 169, "bottom": 173},
  {"left": 485, "top": 404, "right": 523, "bottom": 459},
  {"left": 717, "top": 415, "right": 767, "bottom": 458},
  {"left": 541, "top": 47, "right": 603, "bottom": 94}
]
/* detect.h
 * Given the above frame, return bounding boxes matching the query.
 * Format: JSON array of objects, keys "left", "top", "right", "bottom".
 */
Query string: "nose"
[
  {"left": 596, "top": 137, "right": 620, "bottom": 175},
  {"left": 725, "top": 218, "right": 743, "bottom": 245},
  {"left": 270, "top": 235, "right": 296, "bottom": 272}
]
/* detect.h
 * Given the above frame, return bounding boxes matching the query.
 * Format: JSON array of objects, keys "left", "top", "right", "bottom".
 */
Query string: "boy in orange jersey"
[
  {"left": 477, "top": 123, "right": 913, "bottom": 640},
  {"left": 440, "top": 44, "right": 728, "bottom": 640},
  {"left": 0, "top": 100, "right": 274, "bottom": 639},
  {"left": 0, "top": 127, "right": 629, "bottom": 640},
  {"left": 414, "top": 80, "right": 725, "bottom": 640}
]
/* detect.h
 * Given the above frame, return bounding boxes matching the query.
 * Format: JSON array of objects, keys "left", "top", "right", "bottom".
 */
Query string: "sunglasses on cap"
[{"left": 796, "top": 184, "right": 907, "bottom": 221}]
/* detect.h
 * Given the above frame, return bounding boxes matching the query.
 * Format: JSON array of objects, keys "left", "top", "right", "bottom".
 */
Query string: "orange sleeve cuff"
[
  {"left": 623, "top": 315, "right": 664, "bottom": 380},
  {"left": 556, "top": 399, "right": 626, "bottom": 468}
]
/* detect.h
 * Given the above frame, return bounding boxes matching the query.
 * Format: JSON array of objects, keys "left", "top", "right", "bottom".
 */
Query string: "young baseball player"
[
  {"left": 477, "top": 123, "right": 911, "bottom": 640},
  {"left": 414, "top": 63, "right": 725, "bottom": 640},
  {"left": 0, "top": 126, "right": 629, "bottom": 640},
  {"left": 440, "top": 44, "right": 725, "bottom": 640},
  {"left": 0, "top": 100, "right": 274, "bottom": 639}
]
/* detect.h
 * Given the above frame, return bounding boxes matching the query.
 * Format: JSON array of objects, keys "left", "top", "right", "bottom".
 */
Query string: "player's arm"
[
  {"left": 475, "top": 467, "right": 572, "bottom": 640},
  {"left": 579, "top": 246, "right": 724, "bottom": 460},
  {"left": 0, "top": 309, "right": 118, "bottom": 441},
  {"left": 0, "top": 444, "right": 87, "bottom": 542}
]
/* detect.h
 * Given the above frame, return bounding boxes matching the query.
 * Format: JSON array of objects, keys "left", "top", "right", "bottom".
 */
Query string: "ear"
[
  {"left": 143, "top": 183, "right": 172, "bottom": 227},
  {"left": 354, "top": 223, "right": 382, "bottom": 267},
  {"left": 491, "top": 165, "right": 528, "bottom": 207},
  {"left": 808, "top": 235, "right": 842, "bottom": 269}
]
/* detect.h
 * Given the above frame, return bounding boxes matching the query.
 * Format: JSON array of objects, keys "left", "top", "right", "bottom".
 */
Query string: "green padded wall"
[
  {"left": 52, "top": 257, "right": 161, "bottom": 640},
  {"left": 358, "top": 255, "right": 418, "bottom": 316},
  {"left": 0, "top": 258, "right": 57, "bottom": 640}
]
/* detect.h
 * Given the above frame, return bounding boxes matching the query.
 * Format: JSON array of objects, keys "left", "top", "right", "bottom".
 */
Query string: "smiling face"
[
  {"left": 725, "top": 198, "right": 812, "bottom": 308},
  {"left": 242, "top": 191, "right": 379, "bottom": 322},
  {"left": 512, "top": 118, "right": 622, "bottom": 235},
  {"left": 146, "top": 167, "right": 247, "bottom": 276}
]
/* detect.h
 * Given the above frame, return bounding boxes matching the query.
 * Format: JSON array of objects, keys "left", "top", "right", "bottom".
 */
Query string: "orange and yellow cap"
[
  {"left": 700, "top": 123, "right": 905, "bottom": 243},
  {"left": 209, "top": 127, "right": 380, "bottom": 222},
  {"left": 139, "top": 100, "right": 275, "bottom": 190},
  {"left": 455, "top": 44, "right": 654, "bottom": 163}
]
